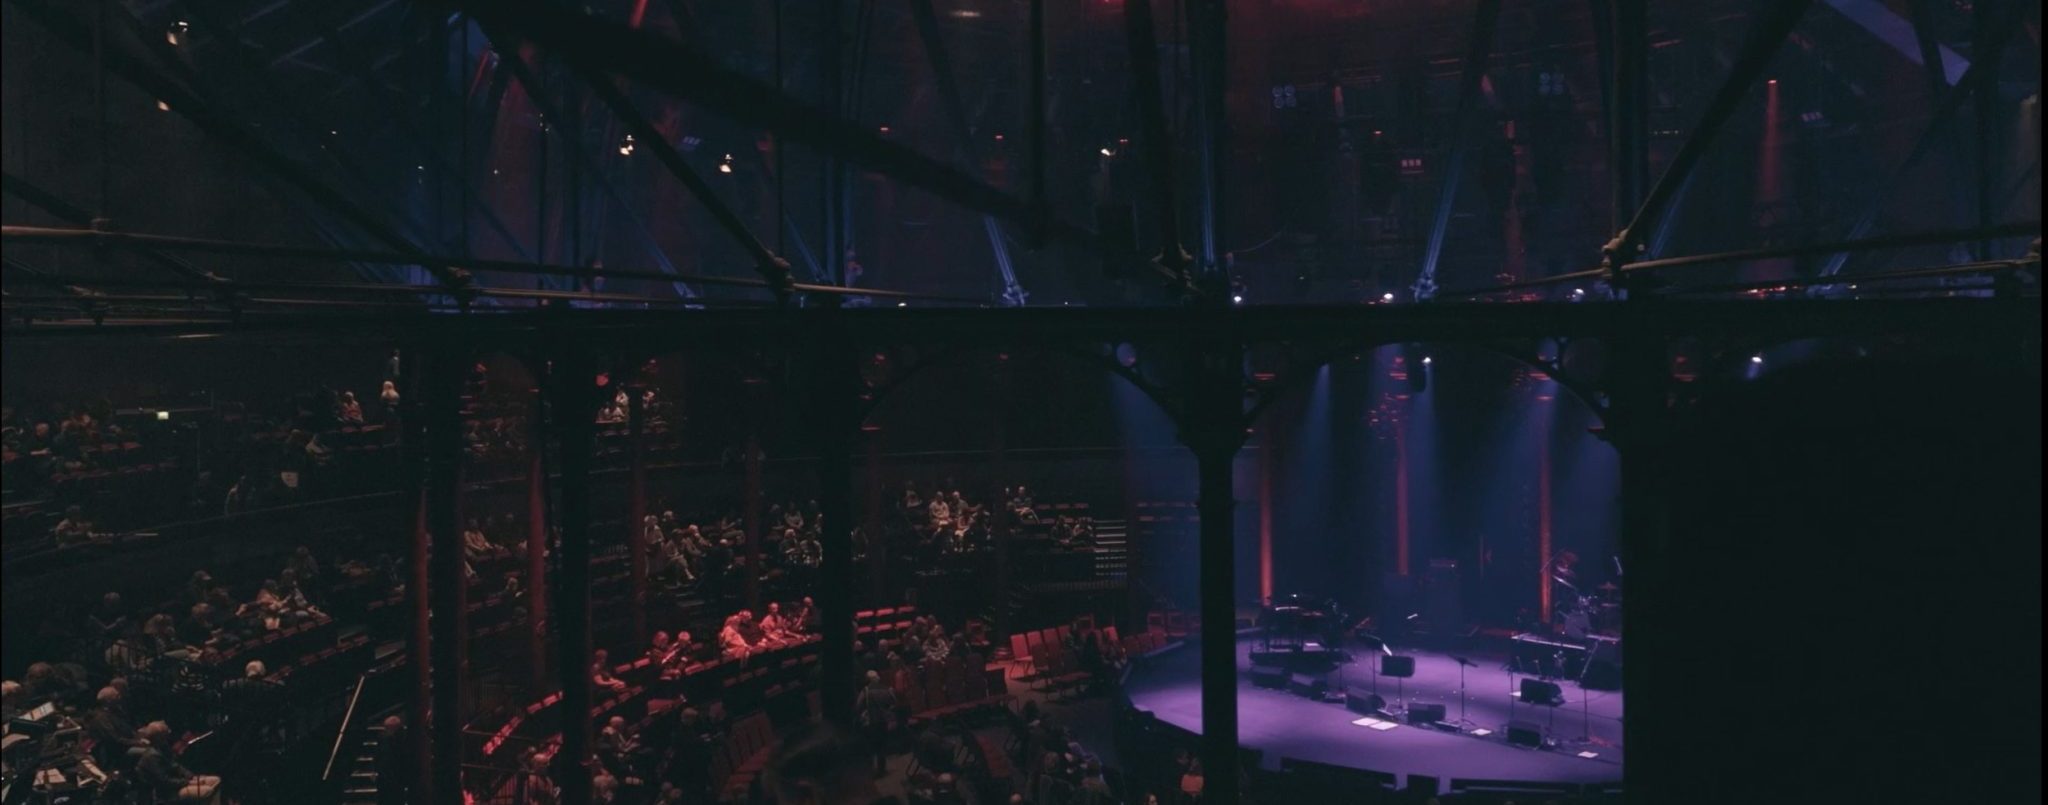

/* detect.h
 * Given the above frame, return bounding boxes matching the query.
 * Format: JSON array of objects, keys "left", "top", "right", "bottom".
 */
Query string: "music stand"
[
  {"left": 1449, "top": 656, "right": 1478, "bottom": 731},
  {"left": 1355, "top": 633, "right": 1389, "bottom": 695},
  {"left": 1380, "top": 655, "right": 1416, "bottom": 716}
]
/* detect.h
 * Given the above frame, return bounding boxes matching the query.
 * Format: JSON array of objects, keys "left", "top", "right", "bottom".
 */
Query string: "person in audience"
[
  {"left": 84, "top": 686, "right": 143, "bottom": 764},
  {"left": 141, "top": 614, "right": 194, "bottom": 661},
  {"left": 592, "top": 649, "right": 629, "bottom": 694},
  {"left": 379, "top": 380, "right": 401, "bottom": 410},
  {"left": 88, "top": 592, "right": 129, "bottom": 638},
  {"left": 136, "top": 720, "right": 222, "bottom": 803},
  {"left": 376, "top": 716, "right": 412, "bottom": 805},
  {"left": 855, "top": 671, "right": 899, "bottom": 774},
  {"left": 720, "top": 613, "right": 753, "bottom": 659},
  {"left": 336, "top": 391, "right": 366, "bottom": 424},
  {"left": 760, "top": 602, "right": 794, "bottom": 644},
  {"left": 788, "top": 597, "right": 818, "bottom": 634},
  {"left": 286, "top": 545, "right": 323, "bottom": 592}
]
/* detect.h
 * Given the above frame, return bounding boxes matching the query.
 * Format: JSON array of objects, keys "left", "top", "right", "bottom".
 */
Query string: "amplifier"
[
  {"left": 1346, "top": 691, "right": 1386, "bottom": 716},
  {"left": 1506, "top": 720, "right": 1545, "bottom": 748},
  {"left": 1406, "top": 703, "right": 1447, "bottom": 724}
]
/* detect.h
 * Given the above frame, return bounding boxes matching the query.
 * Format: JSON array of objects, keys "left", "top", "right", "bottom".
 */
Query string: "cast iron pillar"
[
  {"left": 548, "top": 345, "right": 602, "bottom": 805},
  {"left": 425, "top": 347, "right": 469, "bottom": 805},
  {"left": 813, "top": 317, "right": 862, "bottom": 727},
  {"left": 627, "top": 388, "right": 649, "bottom": 644},
  {"left": 1606, "top": 307, "right": 1671, "bottom": 800},
  {"left": 1609, "top": 0, "right": 1650, "bottom": 233},
  {"left": 742, "top": 426, "right": 765, "bottom": 609},
  {"left": 526, "top": 370, "right": 551, "bottom": 690},
  {"left": 398, "top": 349, "right": 432, "bottom": 805},
  {"left": 1183, "top": 337, "right": 1246, "bottom": 805}
]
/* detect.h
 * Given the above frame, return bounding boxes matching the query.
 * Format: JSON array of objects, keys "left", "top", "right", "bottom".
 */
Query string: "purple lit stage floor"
[{"left": 1123, "top": 636, "right": 1624, "bottom": 789}]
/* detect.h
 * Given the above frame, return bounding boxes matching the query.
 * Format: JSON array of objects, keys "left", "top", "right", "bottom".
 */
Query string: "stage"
[{"left": 1123, "top": 635, "right": 1624, "bottom": 791}]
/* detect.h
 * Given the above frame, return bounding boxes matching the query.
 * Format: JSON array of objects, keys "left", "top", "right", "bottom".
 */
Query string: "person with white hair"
[{"left": 135, "top": 720, "right": 222, "bottom": 802}]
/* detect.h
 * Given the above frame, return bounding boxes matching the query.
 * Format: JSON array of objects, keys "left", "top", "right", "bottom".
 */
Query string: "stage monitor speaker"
[
  {"left": 1250, "top": 664, "right": 1288, "bottom": 688},
  {"left": 1345, "top": 691, "right": 1386, "bottom": 716},
  {"left": 1520, "top": 678, "right": 1564, "bottom": 706},
  {"left": 1506, "top": 720, "right": 1545, "bottom": 748},
  {"left": 1286, "top": 673, "right": 1326, "bottom": 698},
  {"left": 1381, "top": 654, "right": 1416, "bottom": 678},
  {"left": 1406, "top": 703, "right": 1447, "bottom": 725}
]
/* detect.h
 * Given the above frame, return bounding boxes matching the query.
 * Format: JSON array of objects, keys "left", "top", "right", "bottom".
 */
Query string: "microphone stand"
[{"left": 1450, "top": 656, "right": 1477, "bottom": 732}]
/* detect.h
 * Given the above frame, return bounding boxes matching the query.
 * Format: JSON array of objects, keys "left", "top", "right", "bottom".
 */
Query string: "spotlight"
[
  {"left": 896, "top": 302, "right": 908, "bottom": 308},
  {"left": 718, "top": 153, "right": 735, "bottom": 174},
  {"left": 1100, "top": 147, "right": 1115, "bottom": 157},
  {"left": 1232, "top": 294, "right": 1244, "bottom": 304},
  {"left": 618, "top": 134, "right": 635, "bottom": 156},
  {"left": 878, "top": 125, "right": 891, "bottom": 134},
  {"left": 156, "top": 410, "right": 171, "bottom": 421},
  {"left": 1766, "top": 78, "right": 1779, "bottom": 86},
  {"left": 1421, "top": 356, "right": 1433, "bottom": 366},
  {"left": 156, "top": 100, "right": 171, "bottom": 112},
  {"left": 1381, "top": 292, "right": 1396, "bottom": 302},
  {"left": 1568, "top": 287, "right": 1586, "bottom": 302},
  {"left": 1750, "top": 355, "right": 1764, "bottom": 365},
  {"left": 166, "top": 21, "right": 189, "bottom": 46}
]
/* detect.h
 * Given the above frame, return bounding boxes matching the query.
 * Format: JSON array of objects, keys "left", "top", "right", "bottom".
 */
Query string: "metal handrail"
[{"left": 322, "top": 672, "right": 371, "bottom": 782}]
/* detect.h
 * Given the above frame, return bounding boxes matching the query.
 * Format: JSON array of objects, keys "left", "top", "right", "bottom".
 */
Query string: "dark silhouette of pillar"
[
  {"left": 742, "top": 429, "right": 764, "bottom": 609},
  {"left": 526, "top": 372, "right": 551, "bottom": 691},
  {"left": 863, "top": 424, "right": 886, "bottom": 602},
  {"left": 1609, "top": 309, "right": 1670, "bottom": 799},
  {"left": 627, "top": 388, "right": 649, "bottom": 644},
  {"left": 1185, "top": 339, "right": 1245, "bottom": 805},
  {"left": 425, "top": 350, "right": 468, "bottom": 805},
  {"left": 814, "top": 327, "right": 861, "bottom": 726},
  {"left": 549, "top": 350, "right": 601, "bottom": 805}
]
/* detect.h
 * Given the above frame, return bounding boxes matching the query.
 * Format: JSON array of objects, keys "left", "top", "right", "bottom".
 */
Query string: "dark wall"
[{"left": 1657, "top": 356, "right": 2041, "bottom": 802}]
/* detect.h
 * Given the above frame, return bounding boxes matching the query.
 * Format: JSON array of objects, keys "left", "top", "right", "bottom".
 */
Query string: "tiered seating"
[
  {"left": 898, "top": 654, "right": 1010, "bottom": 725},
  {"left": 711, "top": 712, "right": 778, "bottom": 802}
]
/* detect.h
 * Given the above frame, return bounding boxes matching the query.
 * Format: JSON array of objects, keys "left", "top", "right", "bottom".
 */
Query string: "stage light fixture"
[
  {"left": 1750, "top": 355, "right": 1764, "bottom": 365},
  {"left": 156, "top": 410, "right": 171, "bottom": 421},
  {"left": 618, "top": 135, "right": 635, "bottom": 156},
  {"left": 1232, "top": 294, "right": 1244, "bottom": 304},
  {"left": 1421, "top": 356, "right": 1433, "bottom": 366},
  {"left": 718, "top": 154, "right": 735, "bottom": 174},
  {"left": 156, "top": 100, "right": 171, "bottom": 112},
  {"left": 1381, "top": 292, "right": 1396, "bottom": 302},
  {"left": 1100, "top": 147, "right": 1115, "bottom": 157},
  {"left": 1568, "top": 287, "right": 1586, "bottom": 302},
  {"left": 167, "top": 21, "right": 189, "bottom": 46}
]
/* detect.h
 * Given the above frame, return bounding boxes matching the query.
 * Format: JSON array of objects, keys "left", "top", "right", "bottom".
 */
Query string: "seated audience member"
[
  {"left": 136, "top": 720, "right": 223, "bottom": 803},
  {"left": 88, "top": 592, "right": 129, "bottom": 638},
  {"left": 720, "top": 612, "right": 755, "bottom": 659},
  {"left": 52, "top": 505, "right": 97, "bottom": 547},
  {"left": 592, "top": 649, "right": 629, "bottom": 694},
  {"left": 759, "top": 603, "right": 794, "bottom": 643},
  {"left": 85, "top": 686, "right": 143, "bottom": 764},
  {"left": 788, "top": 597, "right": 818, "bottom": 634},
  {"left": 336, "top": 391, "right": 366, "bottom": 424}
]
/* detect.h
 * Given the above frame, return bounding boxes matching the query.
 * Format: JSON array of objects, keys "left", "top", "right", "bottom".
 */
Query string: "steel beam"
[
  {"left": 469, "top": 15, "right": 698, "bottom": 298},
  {"left": 1607, "top": 1, "right": 1813, "bottom": 274},
  {"left": 908, "top": 0, "right": 1026, "bottom": 305},
  {"left": 457, "top": 0, "right": 1097, "bottom": 251},
  {"left": 1121, "top": 0, "right": 1193, "bottom": 282},
  {"left": 4, "top": 0, "right": 472, "bottom": 292},
  {"left": 1416, "top": 0, "right": 1505, "bottom": 299},
  {"left": 0, "top": 226, "right": 987, "bottom": 303},
  {"left": 287, "top": 0, "right": 537, "bottom": 263},
  {"left": 564, "top": 58, "right": 795, "bottom": 300},
  {"left": 1609, "top": 0, "right": 1649, "bottom": 235},
  {"left": 1817, "top": 21, "right": 2021, "bottom": 277},
  {"left": 0, "top": 171, "right": 223, "bottom": 284}
]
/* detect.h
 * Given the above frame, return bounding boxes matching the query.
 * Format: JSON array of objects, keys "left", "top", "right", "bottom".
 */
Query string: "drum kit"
[{"left": 1551, "top": 575, "right": 1622, "bottom": 637}]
